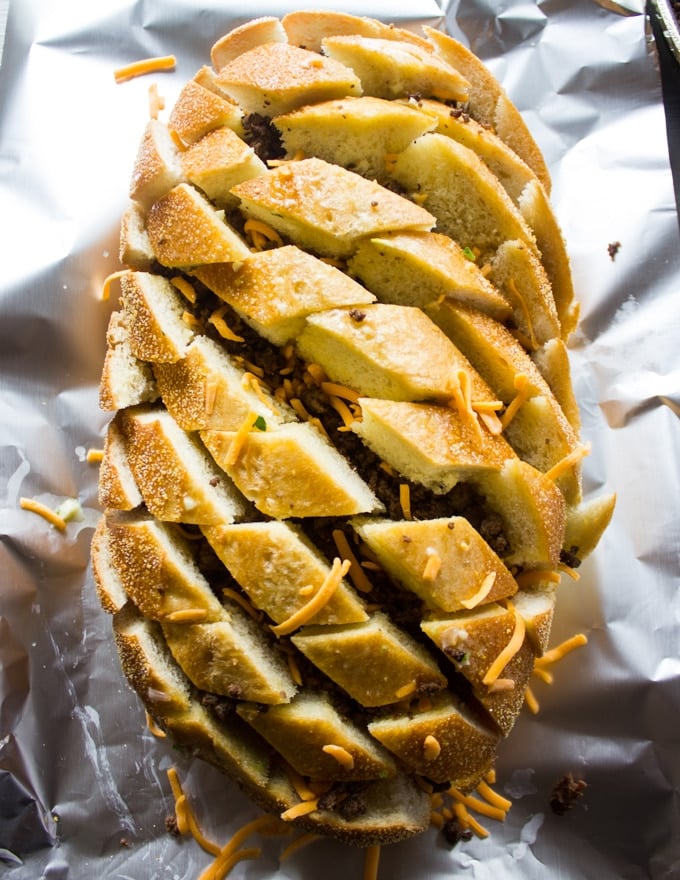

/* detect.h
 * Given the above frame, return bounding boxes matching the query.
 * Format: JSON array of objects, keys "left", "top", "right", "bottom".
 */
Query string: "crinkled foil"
[{"left": 1, "top": 1, "right": 679, "bottom": 877}]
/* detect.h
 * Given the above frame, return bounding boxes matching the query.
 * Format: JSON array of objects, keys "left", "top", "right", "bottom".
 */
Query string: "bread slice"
[
  {"left": 518, "top": 179, "right": 578, "bottom": 338},
  {"left": 120, "top": 406, "right": 248, "bottom": 525},
  {"left": 427, "top": 298, "right": 582, "bottom": 502},
  {"left": 201, "top": 420, "right": 382, "bottom": 519},
  {"left": 210, "top": 16, "right": 288, "bottom": 72},
  {"left": 180, "top": 126, "right": 267, "bottom": 208},
  {"left": 99, "top": 310, "right": 158, "bottom": 411},
  {"left": 216, "top": 42, "right": 362, "bottom": 116},
  {"left": 153, "top": 335, "right": 293, "bottom": 432},
  {"left": 282, "top": 10, "right": 433, "bottom": 53},
  {"left": 119, "top": 202, "right": 154, "bottom": 270},
  {"left": 238, "top": 692, "right": 397, "bottom": 781},
  {"left": 146, "top": 183, "right": 252, "bottom": 268},
  {"left": 91, "top": 517, "right": 129, "bottom": 614},
  {"left": 274, "top": 96, "right": 436, "bottom": 181},
  {"left": 347, "top": 231, "right": 511, "bottom": 320},
  {"left": 531, "top": 337, "right": 581, "bottom": 432},
  {"left": 422, "top": 26, "right": 551, "bottom": 193},
  {"left": 120, "top": 271, "right": 195, "bottom": 364},
  {"left": 201, "top": 521, "right": 369, "bottom": 626},
  {"left": 167, "top": 79, "right": 243, "bottom": 147},
  {"left": 488, "top": 238, "right": 561, "bottom": 346},
  {"left": 321, "top": 35, "right": 469, "bottom": 103},
  {"left": 367, "top": 692, "right": 499, "bottom": 786},
  {"left": 563, "top": 493, "right": 617, "bottom": 564},
  {"left": 408, "top": 97, "right": 536, "bottom": 203},
  {"left": 352, "top": 398, "right": 515, "bottom": 495},
  {"left": 162, "top": 610, "right": 297, "bottom": 705},
  {"left": 296, "top": 303, "right": 484, "bottom": 403},
  {"left": 420, "top": 601, "right": 537, "bottom": 735},
  {"left": 191, "top": 245, "right": 375, "bottom": 346},
  {"left": 104, "top": 513, "right": 225, "bottom": 621},
  {"left": 290, "top": 613, "right": 447, "bottom": 707},
  {"left": 230, "top": 157, "right": 435, "bottom": 258},
  {"left": 388, "top": 133, "right": 537, "bottom": 264},
  {"left": 98, "top": 415, "right": 143, "bottom": 511},
  {"left": 476, "top": 458, "right": 566, "bottom": 569},
  {"left": 351, "top": 516, "right": 518, "bottom": 612},
  {"left": 128, "top": 120, "right": 184, "bottom": 210}
]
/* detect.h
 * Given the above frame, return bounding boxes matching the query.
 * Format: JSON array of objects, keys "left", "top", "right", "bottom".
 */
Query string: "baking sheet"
[{"left": 1, "top": 0, "right": 679, "bottom": 877}]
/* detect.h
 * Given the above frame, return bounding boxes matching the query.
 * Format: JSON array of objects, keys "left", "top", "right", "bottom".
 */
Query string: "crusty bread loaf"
[{"left": 93, "top": 11, "right": 613, "bottom": 853}]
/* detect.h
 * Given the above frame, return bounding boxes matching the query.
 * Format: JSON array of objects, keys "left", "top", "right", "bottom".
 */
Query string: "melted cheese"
[
  {"left": 270, "top": 558, "right": 350, "bottom": 636},
  {"left": 114, "top": 55, "right": 177, "bottom": 83}
]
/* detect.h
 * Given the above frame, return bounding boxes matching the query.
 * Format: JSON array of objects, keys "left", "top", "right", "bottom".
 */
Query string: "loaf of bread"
[{"left": 93, "top": 10, "right": 615, "bottom": 854}]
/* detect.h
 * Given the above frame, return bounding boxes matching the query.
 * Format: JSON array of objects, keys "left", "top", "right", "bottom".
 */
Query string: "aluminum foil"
[{"left": 1, "top": 0, "right": 678, "bottom": 877}]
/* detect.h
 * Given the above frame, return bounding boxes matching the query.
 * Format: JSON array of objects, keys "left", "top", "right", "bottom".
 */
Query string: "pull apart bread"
[{"left": 95, "top": 11, "right": 615, "bottom": 850}]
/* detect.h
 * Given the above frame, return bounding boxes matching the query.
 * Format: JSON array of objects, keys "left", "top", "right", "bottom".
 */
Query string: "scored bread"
[{"left": 93, "top": 11, "right": 613, "bottom": 854}]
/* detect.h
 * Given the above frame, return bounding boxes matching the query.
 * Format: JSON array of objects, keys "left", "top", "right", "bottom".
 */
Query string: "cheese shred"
[
  {"left": 20, "top": 497, "right": 67, "bottom": 532},
  {"left": 280, "top": 799, "right": 319, "bottom": 822},
  {"left": 332, "top": 529, "right": 374, "bottom": 593},
  {"left": 482, "top": 608, "right": 526, "bottom": 686},
  {"left": 270, "top": 558, "right": 350, "bottom": 636},
  {"left": 114, "top": 55, "right": 177, "bottom": 83},
  {"left": 363, "top": 845, "right": 381, "bottom": 880},
  {"left": 399, "top": 483, "right": 412, "bottom": 520},
  {"left": 322, "top": 744, "right": 355, "bottom": 770},
  {"left": 544, "top": 442, "right": 591, "bottom": 482},
  {"left": 460, "top": 571, "right": 496, "bottom": 609},
  {"left": 224, "top": 410, "right": 259, "bottom": 467}
]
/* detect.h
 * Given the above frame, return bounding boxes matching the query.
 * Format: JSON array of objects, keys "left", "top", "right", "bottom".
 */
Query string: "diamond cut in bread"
[
  {"left": 230, "top": 156, "right": 435, "bottom": 258},
  {"left": 95, "top": 11, "right": 613, "bottom": 850}
]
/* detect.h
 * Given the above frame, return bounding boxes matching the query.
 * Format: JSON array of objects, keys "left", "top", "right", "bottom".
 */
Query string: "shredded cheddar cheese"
[
  {"left": 101, "top": 270, "right": 127, "bottom": 301},
  {"left": 328, "top": 394, "right": 357, "bottom": 430},
  {"left": 182, "top": 310, "right": 203, "bottom": 331},
  {"left": 506, "top": 277, "right": 538, "bottom": 350},
  {"left": 320, "top": 381, "right": 360, "bottom": 403},
  {"left": 524, "top": 684, "right": 540, "bottom": 715},
  {"left": 363, "top": 845, "right": 381, "bottom": 880},
  {"left": 499, "top": 373, "right": 534, "bottom": 430},
  {"left": 535, "top": 633, "right": 588, "bottom": 667},
  {"left": 331, "top": 528, "right": 374, "bottom": 593},
  {"left": 20, "top": 497, "right": 67, "bottom": 531},
  {"left": 514, "top": 568, "right": 561, "bottom": 588},
  {"left": 448, "top": 787, "right": 505, "bottom": 823},
  {"left": 482, "top": 607, "right": 526, "bottom": 686},
  {"left": 148, "top": 82, "right": 165, "bottom": 119},
  {"left": 86, "top": 448, "right": 104, "bottom": 463},
  {"left": 422, "top": 552, "right": 442, "bottom": 583},
  {"left": 394, "top": 680, "right": 417, "bottom": 700},
  {"left": 399, "top": 483, "right": 412, "bottom": 520},
  {"left": 144, "top": 710, "right": 166, "bottom": 738},
  {"left": 114, "top": 55, "right": 177, "bottom": 83},
  {"left": 209, "top": 305, "right": 245, "bottom": 342},
  {"left": 460, "top": 571, "right": 496, "bottom": 609},
  {"left": 170, "top": 275, "right": 197, "bottom": 303},
  {"left": 487, "top": 677, "right": 516, "bottom": 693},
  {"left": 322, "top": 744, "right": 355, "bottom": 770},
  {"left": 222, "top": 587, "right": 261, "bottom": 621},
  {"left": 163, "top": 608, "right": 208, "bottom": 623},
  {"left": 544, "top": 442, "right": 591, "bottom": 482},
  {"left": 476, "top": 780, "right": 512, "bottom": 812},
  {"left": 270, "top": 558, "right": 350, "bottom": 637},
  {"left": 558, "top": 562, "right": 581, "bottom": 581},
  {"left": 244, "top": 218, "right": 284, "bottom": 250},
  {"left": 423, "top": 734, "right": 441, "bottom": 761},
  {"left": 449, "top": 370, "right": 482, "bottom": 438},
  {"left": 224, "top": 410, "right": 259, "bottom": 467},
  {"left": 280, "top": 799, "right": 319, "bottom": 822},
  {"left": 242, "top": 372, "right": 277, "bottom": 413}
]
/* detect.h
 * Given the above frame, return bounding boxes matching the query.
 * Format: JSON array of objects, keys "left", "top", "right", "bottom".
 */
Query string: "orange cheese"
[{"left": 114, "top": 55, "right": 177, "bottom": 83}]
